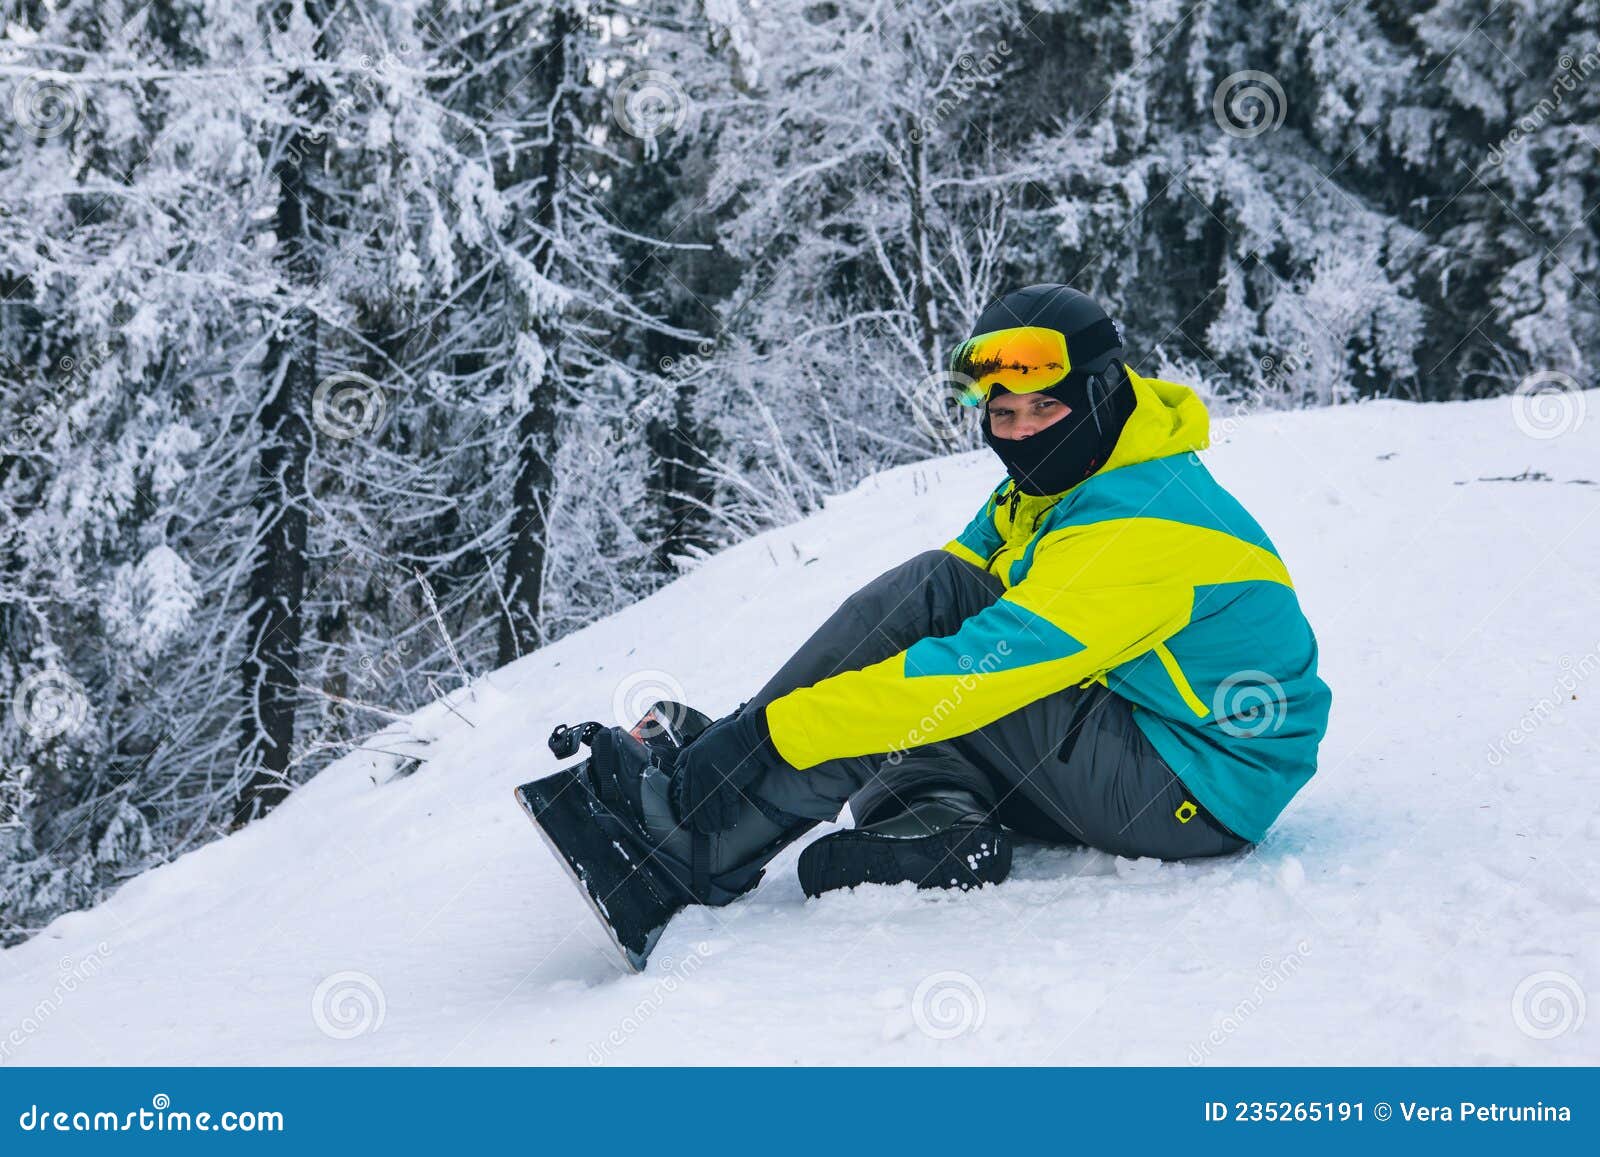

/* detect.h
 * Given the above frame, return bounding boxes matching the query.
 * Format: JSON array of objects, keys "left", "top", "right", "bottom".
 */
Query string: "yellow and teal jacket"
[{"left": 765, "top": 367, "right": 1332, "bottom": 843}]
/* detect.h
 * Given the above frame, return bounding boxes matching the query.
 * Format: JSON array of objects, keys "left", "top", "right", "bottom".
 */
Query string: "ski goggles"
[{"left": 947, "top": 325, "right": 1072, "bottom": 407}]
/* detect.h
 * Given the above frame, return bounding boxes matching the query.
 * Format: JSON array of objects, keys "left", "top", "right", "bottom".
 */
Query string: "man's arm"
[{"left": 764, "top": 517, "right": 1202, "bottom": 769}]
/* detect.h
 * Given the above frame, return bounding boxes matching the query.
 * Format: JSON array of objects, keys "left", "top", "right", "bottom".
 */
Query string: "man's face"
[{"left": 985, "top": 390, "right": 1072, "bottom": 440}]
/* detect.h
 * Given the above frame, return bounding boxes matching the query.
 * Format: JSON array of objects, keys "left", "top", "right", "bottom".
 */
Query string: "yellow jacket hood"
[{"left": 1099, "top": 367, "right": 1211, "bottom": 475}]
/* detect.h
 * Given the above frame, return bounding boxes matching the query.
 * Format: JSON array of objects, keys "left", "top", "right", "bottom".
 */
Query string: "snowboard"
[{"left": 514, "top": 702, "right": 711, "bottom": 972}]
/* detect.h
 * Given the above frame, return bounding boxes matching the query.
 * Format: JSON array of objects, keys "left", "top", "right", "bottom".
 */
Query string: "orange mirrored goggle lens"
[{"left": 947, "top": 326, "right": 1072, "bottom": 407}]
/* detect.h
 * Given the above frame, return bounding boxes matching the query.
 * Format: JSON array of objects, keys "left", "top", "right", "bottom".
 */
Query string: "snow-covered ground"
[{"left": 4, "top": 393, "right": 1598, "bottom": 1065}]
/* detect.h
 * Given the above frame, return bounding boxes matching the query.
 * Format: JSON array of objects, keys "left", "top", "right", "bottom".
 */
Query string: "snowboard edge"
[{"left": 513, "top": 780, "right": 648, "bottom": 974}]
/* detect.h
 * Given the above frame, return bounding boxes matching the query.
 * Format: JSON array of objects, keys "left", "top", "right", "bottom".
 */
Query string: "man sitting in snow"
[{"left": 540, "top": 284, "right": 1331, "bottom": 960}]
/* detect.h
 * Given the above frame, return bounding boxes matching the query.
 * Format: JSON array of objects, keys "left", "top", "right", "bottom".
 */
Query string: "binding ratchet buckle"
[{"left": 547, "top": 720, "right": 603, "bottom": 759}]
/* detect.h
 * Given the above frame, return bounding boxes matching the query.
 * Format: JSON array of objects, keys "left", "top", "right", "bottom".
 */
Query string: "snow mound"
[{"left": 4, "top": 393, "right": 1599, "bottom": 1064}]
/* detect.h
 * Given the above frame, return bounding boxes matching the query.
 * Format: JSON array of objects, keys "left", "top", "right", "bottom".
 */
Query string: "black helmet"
[
  {"left": 966, "top": 284, "right": 1125, "bottom": 381},
  {"left": 960, "top": 284, "right": 1135, "bottom": 495}
]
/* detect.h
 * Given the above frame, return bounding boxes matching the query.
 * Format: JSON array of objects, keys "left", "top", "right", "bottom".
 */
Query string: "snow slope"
[{"left": 4, "top": 393, "right": 1599, "bottom": 1066}]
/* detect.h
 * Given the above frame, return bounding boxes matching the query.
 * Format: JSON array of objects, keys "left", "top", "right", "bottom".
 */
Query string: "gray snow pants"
[{"left": 746, "top": 550, "right": 1250, "bottom": 860}]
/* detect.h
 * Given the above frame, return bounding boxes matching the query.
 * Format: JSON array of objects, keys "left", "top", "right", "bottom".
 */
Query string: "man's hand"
[{"left": 671, "top": 705, "right": 787, "bottom": 833}]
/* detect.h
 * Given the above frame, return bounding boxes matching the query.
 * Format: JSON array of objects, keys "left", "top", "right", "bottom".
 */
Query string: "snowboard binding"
[
  {"left": 546, "top": 700, "right": 709, "bottom": 761},
  {"left": 546, "top": 720, "right": 602, "bottom": 759},
  {"left": 518, "top": 700, "right": 758, "bottom": 972},
  {"left": 541, "top": 702, "right": 712, "bottom": 824}
]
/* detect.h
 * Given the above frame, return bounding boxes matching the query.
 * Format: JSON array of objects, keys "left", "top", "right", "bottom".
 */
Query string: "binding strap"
[
  {"left": 690, "top": 832, "right": 712, "bottom": 899},
  {"left": 587, "top": 728, "right": 623, "bottom": 807}
]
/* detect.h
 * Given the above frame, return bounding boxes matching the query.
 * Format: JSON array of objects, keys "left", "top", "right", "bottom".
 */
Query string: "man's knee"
[
  {"left": 864, "top": 549, "right": 957, "bottom": 592},
  {"left": 907, "top": 548, "right": 997, "bottom": 586},
  {"left": 846, "top": 742, "right": 996, "bottom": 827},
  {"left": 837, "top": 550, "right": 951, "bottom": 624},
  {"left": 848, "top": 549, "right": 1001, "bottom": 623}
]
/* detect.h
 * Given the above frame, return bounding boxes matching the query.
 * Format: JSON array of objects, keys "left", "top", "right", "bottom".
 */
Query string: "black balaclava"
[{"left": 972, "top": 284, "right": 1137, "bottom": 496}]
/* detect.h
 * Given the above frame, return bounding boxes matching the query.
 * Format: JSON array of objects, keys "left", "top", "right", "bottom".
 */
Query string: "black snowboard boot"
[
  {"left": 796, "top": 784, "right": 1012, "bottom": 899},
  {"left": 587, "top": 713, "right": 811, "bottom": 906},
  {"left": 517, "top": 702, "right": 813, "bottom": 970}
]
